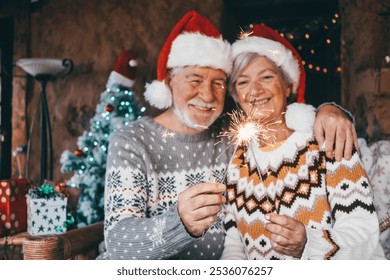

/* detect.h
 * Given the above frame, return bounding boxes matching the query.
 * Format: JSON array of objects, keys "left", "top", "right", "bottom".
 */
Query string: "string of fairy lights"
[{"left": 245, "top": 12, "right": 342, "bottom": 75}]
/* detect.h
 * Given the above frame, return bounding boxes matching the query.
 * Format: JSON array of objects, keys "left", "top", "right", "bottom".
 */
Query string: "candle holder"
[{"left": 16, "top": 58, "right": 73, "bottom": 184}]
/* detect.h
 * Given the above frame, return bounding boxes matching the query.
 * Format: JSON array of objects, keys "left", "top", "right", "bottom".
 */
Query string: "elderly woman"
[{"left": 221, "top": 24, "right": 385, "bottom": 260}]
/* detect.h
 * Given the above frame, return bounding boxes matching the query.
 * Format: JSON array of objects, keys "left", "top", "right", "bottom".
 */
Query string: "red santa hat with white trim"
[
  {"left": 144, "top": 10, "right": 232, "bottom": 109},
  {"left": 232, "top": 24, "right": 306, "bottom": 103},
  {"left": 107, "top": 49, "right": 138, "bottom": 88}
]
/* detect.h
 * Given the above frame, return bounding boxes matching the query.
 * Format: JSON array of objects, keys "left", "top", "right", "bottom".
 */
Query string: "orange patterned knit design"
[{"left": 224, "top": 132, "right": 376, "bottom": 260}]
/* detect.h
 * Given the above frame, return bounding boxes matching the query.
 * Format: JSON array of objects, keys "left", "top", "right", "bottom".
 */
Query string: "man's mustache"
[{"left": 188, "top": 98, "right": 218, "bottom": 109}]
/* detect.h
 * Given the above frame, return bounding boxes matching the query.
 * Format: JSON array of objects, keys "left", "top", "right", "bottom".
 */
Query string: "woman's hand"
[{"left": 265, "top": 213, "right": 307, "bottom": 258}]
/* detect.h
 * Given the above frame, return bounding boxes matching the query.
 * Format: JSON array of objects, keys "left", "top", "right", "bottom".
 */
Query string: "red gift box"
[{"left": 0, "top": 178, "right": 31, "bottom": 237}]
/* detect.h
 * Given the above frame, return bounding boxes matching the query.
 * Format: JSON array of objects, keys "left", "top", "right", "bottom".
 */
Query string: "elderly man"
[{"left": 99, "top": 10, "right": 356, "bottom": 260}]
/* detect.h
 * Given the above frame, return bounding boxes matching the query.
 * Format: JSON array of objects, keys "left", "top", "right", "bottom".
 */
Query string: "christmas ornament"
[
  {"left": 104, "top": 104, "right": 115, "bottom": 113},
  {"left": 74, "top": 149, "right": 84, "bottom": 157}
]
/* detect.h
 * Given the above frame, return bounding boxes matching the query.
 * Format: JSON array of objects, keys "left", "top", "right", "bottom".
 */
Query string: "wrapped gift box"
[
  {"left": 0, "top": 178, "right": 31, "bottom": 237},
  {"left": 27, "top": 184, "right": 68, "bottom": 236}
]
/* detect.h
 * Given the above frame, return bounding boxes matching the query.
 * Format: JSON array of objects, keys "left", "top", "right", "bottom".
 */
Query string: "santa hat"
[
  {"left": 106, "top": 49, "right": 138, "bottom": 88},
  {"left": 232, "top": 24, "right": 306, "bottom": 103},
  {"left": 144, "top": 10, "right": 232, "bottom": 109}
]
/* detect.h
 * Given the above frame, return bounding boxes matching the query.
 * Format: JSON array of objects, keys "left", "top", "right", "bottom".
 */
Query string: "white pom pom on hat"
[
  {"left": 106, "top": 49, "right": 138, "bottom": 88},
  {"left": 144, "top": 10, "right": 232, "bottom": 110},
  {"left": 285, "top": 103, "right": 316, "bottom": 132},
  {"left": 144, "top": 80, "right": 172, "bottom": 109},
  {"left": 129, "top": 59, "right": 137, "bottom": 67}
]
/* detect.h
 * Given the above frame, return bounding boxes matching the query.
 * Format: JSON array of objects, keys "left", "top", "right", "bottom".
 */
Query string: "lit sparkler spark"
[
  {"left": 224, "top": 110, "right": 260, "bottom": 146},
  {"left": 239, "top": 26, "right": 253, "bottom": 39},
  {"left": 215, "top": 108, "right": 280, "bottom": 185},
  {"left": 221, "top": 109, "right": 280, "bottom": 148},
  {"left": 161, "top": 129, "right": 175, "bottom": 139}
]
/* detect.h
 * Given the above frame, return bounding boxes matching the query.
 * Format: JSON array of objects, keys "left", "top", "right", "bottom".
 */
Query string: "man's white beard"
[{"left": 173, "top": 106, "right": 209, "bottom": 132}]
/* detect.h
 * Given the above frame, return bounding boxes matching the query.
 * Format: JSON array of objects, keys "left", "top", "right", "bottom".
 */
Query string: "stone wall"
[
  {"left": 11, "top": 0, "right": 224, "bottom": 181},
  {"left": 340, "top": 0, "right": 390, "bottom": 142}
]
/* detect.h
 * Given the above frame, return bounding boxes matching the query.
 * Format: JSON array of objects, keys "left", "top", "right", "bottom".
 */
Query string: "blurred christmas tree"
[{"left": 60, "top": 50, "right": 145, "bottom": 226}]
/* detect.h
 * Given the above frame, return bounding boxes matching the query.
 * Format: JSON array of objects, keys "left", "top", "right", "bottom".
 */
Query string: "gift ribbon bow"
[
  {"left": 28, "top": 184, "right": 62, "bottom": 199},
  {"left": 41, "top": 184, "right": 55, "bottom": 195},
  {"left": 27, "top": 181, "right": 70, "bottom": 199}
]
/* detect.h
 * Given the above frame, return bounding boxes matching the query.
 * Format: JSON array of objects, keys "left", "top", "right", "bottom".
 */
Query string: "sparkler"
[
  {"left": 221, "top": 108, "right": 279, "bottom": 213},
  {"left": 161, "top": 129, "right": 175, "bottom": 140},
  {"left": 216, "top": 88, "right": 284, "bottom": 215},
  {"left": 221, "top": 108, "right": 280, "bottom": 148},
  {"left": 239, "top": 26, "right": 254, "bottom": 39},
  {"left": 215, "top": 104, "right": 281, "bottom": 186}
]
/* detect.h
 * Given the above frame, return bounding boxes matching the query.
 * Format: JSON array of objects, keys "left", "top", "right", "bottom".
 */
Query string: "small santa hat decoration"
[
  {"left": 144, "top": 10, "right": 232, "bottom": 109},
  {"left": 107, "top": 49, "right": 138, "bottom": 88},
  {"left": 232, "top": 24, "right": 306, "bottom": 103}
]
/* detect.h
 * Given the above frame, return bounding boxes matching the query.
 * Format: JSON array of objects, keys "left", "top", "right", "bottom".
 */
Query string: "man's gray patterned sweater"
[{"left": 99, "top": 116, "right": 229, "bottom": 259}]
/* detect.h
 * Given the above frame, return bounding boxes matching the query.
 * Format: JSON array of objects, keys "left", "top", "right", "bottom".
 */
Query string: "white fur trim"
[
  {"left": 106, "top": 71, "right": 135, "bottom": 88},
  {"left": 144, "top": 80, "right": 172, "bottom": 109},
  {"left": 285, "top": 103, "right": 316, "bottom": 133},
  {"left": 168, "top": 33, "right": 232, "bottom": 74},
  {"left": 232, "top": 37, "right": 299, "bottom": 92}
]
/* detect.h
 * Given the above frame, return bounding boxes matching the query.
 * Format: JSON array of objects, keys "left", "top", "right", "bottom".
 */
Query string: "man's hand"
[
  {"left": 265, "top": 213, "right": 306, "bottom": 258},
  {"left": 314, "top": 104, "right": 359, "bottom": 161},
  {"left": 177, "top": 182, "right": 226, "bottom": 237}
]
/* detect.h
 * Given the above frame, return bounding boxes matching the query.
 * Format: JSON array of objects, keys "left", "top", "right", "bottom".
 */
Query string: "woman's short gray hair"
[{"left": 229, "top": 52, "right": 294, "bottom": 101}]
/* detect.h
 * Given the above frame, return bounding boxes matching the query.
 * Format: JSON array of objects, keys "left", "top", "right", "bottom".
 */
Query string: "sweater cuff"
[
  {"left": 160, "top": 206, "right": 198, "bottom": 257},
  {"left": 300, "top": 227, "right": 331, "bottom": 260}
]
